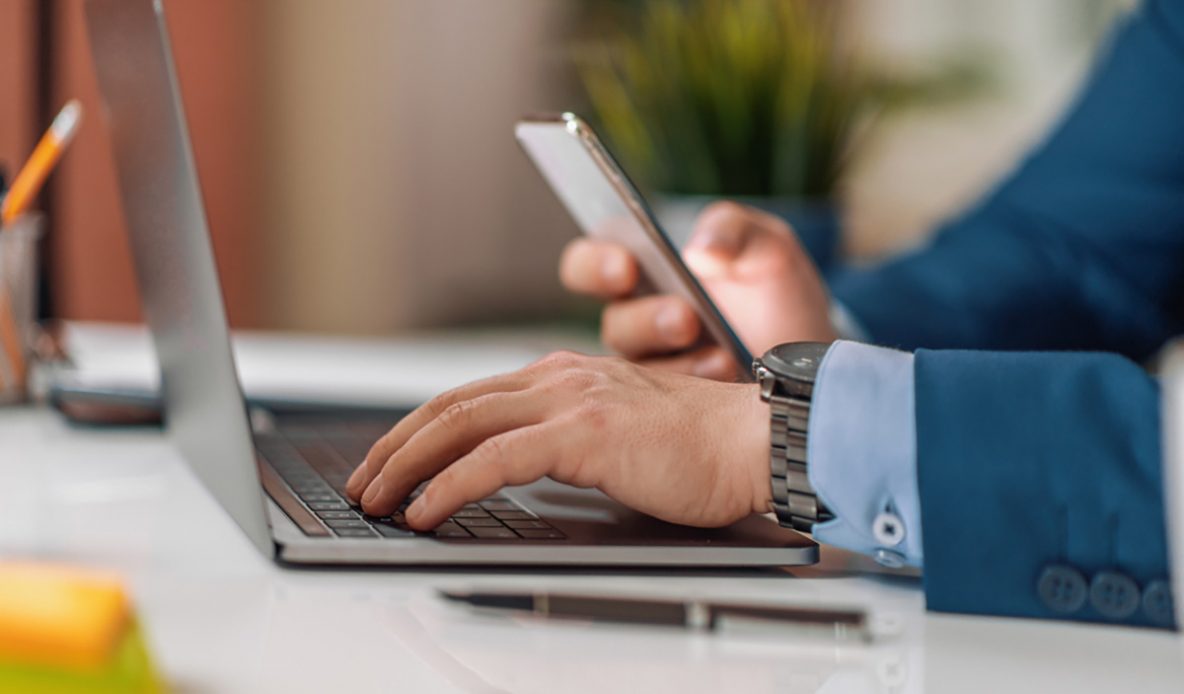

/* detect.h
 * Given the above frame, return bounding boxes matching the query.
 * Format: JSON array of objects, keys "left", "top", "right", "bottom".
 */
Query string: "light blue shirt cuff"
[{"left": 807, "top": 340, "right": 924, "bottom": 567}]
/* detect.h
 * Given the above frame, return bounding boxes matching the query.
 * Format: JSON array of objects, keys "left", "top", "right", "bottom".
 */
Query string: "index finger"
[
  {"left": 344, "top": 370, "right": 533, "bottom": 501},
  {"left": 558, "top": 237, "right": 639, "bottom": 300}
]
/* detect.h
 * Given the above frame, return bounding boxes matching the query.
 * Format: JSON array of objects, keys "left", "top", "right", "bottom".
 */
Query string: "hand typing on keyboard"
[{"left": 344, "top": 351, "right": 772, "bottom": 531}]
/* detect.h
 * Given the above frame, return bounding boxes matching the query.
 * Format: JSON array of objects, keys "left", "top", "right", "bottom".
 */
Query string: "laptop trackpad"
[{"left": 507, "top": 478, "right": 813, "bottom": 549}]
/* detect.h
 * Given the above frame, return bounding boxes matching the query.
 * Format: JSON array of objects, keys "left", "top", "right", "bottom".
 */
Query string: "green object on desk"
[{"left": 0, "top": 620, "right": 164, "bottom": 694}]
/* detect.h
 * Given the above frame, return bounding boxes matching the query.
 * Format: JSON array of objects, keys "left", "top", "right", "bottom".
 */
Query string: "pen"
[
  {"left": 439, "top": 589, "right": 870, "bottom": 641},
  {"left": 1, "top": 99, "right": 83, "bottom": 226}
]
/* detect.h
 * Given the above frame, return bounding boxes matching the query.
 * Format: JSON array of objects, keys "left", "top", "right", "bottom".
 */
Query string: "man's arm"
[
  {"left": 915, "top": 349, "right": 1173, "bottom": 627},
  {"left": 810, "top": 343, "right": 1176, "bottom": 628},
  {"left": 831, "top": 0, "right": 1184, "bottom": 361}
]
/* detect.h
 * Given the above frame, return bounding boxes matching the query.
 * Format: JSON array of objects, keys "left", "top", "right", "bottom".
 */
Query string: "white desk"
[{"left": 4, "top": 323, "right": 1183, "bottom": 693}]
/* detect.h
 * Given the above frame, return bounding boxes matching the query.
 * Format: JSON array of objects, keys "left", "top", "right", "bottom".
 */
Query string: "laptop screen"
[{"left": 84, "top": 0, "right": 274, "bottom": 556}]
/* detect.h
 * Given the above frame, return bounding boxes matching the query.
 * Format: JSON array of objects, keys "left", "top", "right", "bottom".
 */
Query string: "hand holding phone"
[{"left": 516, "top": 113, "right": 755, "bottom": 378}]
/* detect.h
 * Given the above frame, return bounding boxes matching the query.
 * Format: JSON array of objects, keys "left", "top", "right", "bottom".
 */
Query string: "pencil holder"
[{"left": 0, "top": 213, "right": 44, "bottom": 404}]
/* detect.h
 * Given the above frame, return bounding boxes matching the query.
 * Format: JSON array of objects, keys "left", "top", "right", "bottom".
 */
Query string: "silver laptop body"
[{"left": 83, "top": 0, "right": 818, "bottom": 567}]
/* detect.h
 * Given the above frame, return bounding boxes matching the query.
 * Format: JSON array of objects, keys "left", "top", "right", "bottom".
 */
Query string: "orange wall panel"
[
  {"left": 48, "top": 0, "right": 262, "bottom": 326},
  {"left": 0, "top": 1, "right": 37, "bottom": 191}
]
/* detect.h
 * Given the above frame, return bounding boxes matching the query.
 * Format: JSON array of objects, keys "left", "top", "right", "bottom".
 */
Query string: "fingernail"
[
  {"left": 345, "top": 460, "right": 367, "bottom": 495},
  {"left": 406, "top": 494, "right": 427, "bottom": 523},
  {"left": 688, "top": 227, "right": 742, "bottom": 257},
  {"left": 656, "top": 304, "right": 690, "bottom": 343},
  {"left": 361, "top": 480, "right": 383, "bottom": 506},
  {"left": 602, "top": 253, "right": 628, "bottom": 286}
]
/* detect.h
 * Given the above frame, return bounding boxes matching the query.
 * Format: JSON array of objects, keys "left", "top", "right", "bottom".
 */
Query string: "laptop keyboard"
[{"left": 254, "top": 419, "right": 566, "bottom": 541}]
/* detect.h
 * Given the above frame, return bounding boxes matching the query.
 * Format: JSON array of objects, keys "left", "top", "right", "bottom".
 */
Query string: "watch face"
[{"left": 762, "top": 342, "right": 831, "bottom": 383}]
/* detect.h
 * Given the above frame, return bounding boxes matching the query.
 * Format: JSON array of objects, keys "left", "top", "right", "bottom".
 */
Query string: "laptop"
[{"left": 82, "top": 0, "right": 818, "bottom": 567}]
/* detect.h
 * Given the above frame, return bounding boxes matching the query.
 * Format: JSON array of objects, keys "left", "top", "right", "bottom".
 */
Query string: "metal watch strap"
[{"left": 768, "top": 392, "right": 834, "bottom": 532}]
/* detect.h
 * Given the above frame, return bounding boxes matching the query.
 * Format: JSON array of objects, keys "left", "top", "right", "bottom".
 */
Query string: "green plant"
[{"left": 576, "top": 0, "right": 868, "bottom": 199}]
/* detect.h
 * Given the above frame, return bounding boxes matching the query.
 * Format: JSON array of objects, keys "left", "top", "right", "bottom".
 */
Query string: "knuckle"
[
  {"left": 472, "top": 435, "right": 511, "bottom": 467},
  {"left": 438, "top": 398, "right": 477, "bottom": 430},
  {"left": 554, "top": 366, "right": 599, "bottom": 391},
  {"left": 423, "top": 389, "right": 460, "bottom": 419},
  {"left": 578, "top": 399, "right": 610, "bottom": 432},
  {"left": 476, "top": 433, "right": 541, "bottom": 486},
  {"left": 700, "top": 200, "right": 749, "bottom": 225},
  {"left": 535, "top": 349, "right": 583, "bottom": 370}
]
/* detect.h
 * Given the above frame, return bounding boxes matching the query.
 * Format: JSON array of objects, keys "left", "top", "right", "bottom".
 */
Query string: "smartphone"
[{"left": 516, "top": 113, "right": 754, "bottom": 378}]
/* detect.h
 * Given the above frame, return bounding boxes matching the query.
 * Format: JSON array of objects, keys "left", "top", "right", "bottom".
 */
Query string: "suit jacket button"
[
  {"left": 1037, "top": 565, "right": 1088, "bottom": 614},
  {"left": 1089, "top": 571, "right": 1140, "bottom": 620},
  {"left": 1141, "top": 580, "right": 1175, "bottom": 627}
]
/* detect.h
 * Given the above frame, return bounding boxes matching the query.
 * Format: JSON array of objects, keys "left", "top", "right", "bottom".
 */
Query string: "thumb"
[{"left": 682, "top": 202, "right": 763, "bottom": 279}]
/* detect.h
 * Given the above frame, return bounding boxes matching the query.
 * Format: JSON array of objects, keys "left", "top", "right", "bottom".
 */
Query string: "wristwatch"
[{"left": 752, "top": 342, "right": 835, "bottom": 532}]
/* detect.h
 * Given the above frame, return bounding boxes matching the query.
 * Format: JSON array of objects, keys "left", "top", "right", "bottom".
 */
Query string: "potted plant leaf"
[{"left": 574, "top": 0, "right": 872, "bottom": 270}]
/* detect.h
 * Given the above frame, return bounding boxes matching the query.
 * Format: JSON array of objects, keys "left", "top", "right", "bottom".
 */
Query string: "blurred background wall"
[
  {"left": 257, "top": 0, "right": 581, "bottom": 333},
  {"left": 844, "top": 0, "right": 1135, "bottom": 257},
  {"left": 0, "top": 2, "right": 38, "bottom": 183},
  {"left": 0, "top": 0, "right": 1134, "bottom": 334}
]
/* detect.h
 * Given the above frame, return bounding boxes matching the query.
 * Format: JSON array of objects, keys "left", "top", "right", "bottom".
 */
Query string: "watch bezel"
[{"left": 754, "top": 342, "right": 831, "bottom": 400}]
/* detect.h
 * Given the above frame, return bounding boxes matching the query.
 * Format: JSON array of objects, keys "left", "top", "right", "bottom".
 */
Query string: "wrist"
[{"left": 734, "top": 385, "right": 774, "bottom": 516}]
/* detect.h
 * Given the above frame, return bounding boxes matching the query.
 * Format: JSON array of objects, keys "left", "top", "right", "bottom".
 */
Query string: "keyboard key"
[
  {"left": 491, "top": 510, "right": 536, "bottom": 520},
  {"left": 453, "top": 508, "right": 492, "bottom": 518},
  {"left": 503, "top": 519, "right": 550, "bottom": 530},
  {"left": 364, "top": 512, "right": 405, "bottom": 525},
  {"left": 307, "top": 501, "right": 349, "bottom": 511},
  {"left": 454, "top": 516, "right": 502, "bottom": 525},
  {"left": 317, "top": 511, "right": 361, "bottom": 520},
  {"left": 334, "top": 528, "right": 377, "bottom": 538},
  {"left": 366, "top": 515, "right": 415, "bottom": 536},
  {"left": 373, "top": 523, "right": 416, "bottom": 538},
  {"left": 432, "top": 522, "right": 472, "bottom": 538},
  {"left": 455, "top": 517, "right": 503, "bottom": 528},
  {"left": 468, "top": 526, "right": 518, "bottom": 540},
  {"left": 325, "top": 519, "right": 370, "bottom": 530},
  {"left": 289, "top": 482, "right": 331, "bottom": 494},
  {"left": 479, "top": 499, "right": 519, "bottom": 511},
  {"left": 515, "top": 528, "right": 565, "bottom": 540},
  {"left": 300, "top": 487, "right": 338, "bottom": 499}
]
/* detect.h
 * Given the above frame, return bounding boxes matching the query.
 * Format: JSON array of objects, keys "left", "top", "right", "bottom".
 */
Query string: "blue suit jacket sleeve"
[
  {"left": 915, "top": 349, "right": 1174, "bottom": 628},
  {"left": 830, "top": 1, "right": 1184, "bottom": 361}
]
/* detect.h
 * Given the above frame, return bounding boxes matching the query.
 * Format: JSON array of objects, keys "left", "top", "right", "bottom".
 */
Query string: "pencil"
[
  {"left": 1, "top": 99, "right": 83, "bottom": 226},
  {"left": 0, "top": 99, "right": 82, "bottom": 392}
]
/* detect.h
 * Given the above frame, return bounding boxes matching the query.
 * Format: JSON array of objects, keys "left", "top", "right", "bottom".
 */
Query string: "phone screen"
[{"left": 517, "top": 114, "right": 754, "bottom": 374}]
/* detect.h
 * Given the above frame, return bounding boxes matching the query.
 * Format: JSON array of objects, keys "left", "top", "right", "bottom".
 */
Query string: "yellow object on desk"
[
  {"left": 0, "top": 100, "right": 82, "bottom": 225},
  {"left": 0, "top": 563, "right": 163, "bottom": 693}
]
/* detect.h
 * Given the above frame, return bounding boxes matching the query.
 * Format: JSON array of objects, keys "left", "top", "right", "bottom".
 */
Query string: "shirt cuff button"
[{"left": 872, "top": 511, "right": 905, "bottom": 547}]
